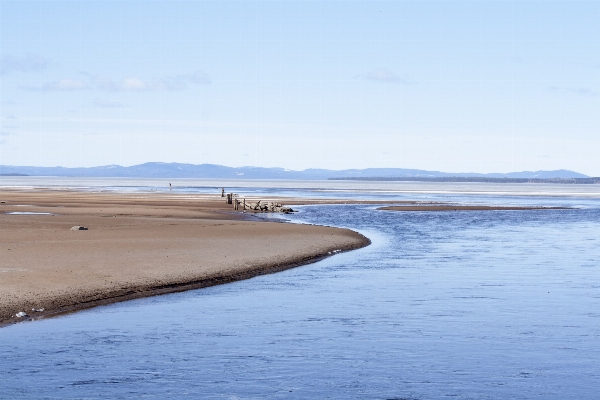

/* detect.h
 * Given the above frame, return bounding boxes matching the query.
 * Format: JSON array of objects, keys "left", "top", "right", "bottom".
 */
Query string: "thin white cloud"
[
  {"left": 177, "top": 70, "right": 212, "bottom": 85},
  {"left": 95, "top": 76, "right": 120, "bottom": 91},
  {"left": 360, "top": 68, "right": 413, "bottom": 84},
  {"left": 97, "top": 71, "right": 211, "bottom": 92},
  {"left": 20, "top": 71, "right": 211, "bottom": 93},
  {"left": 547, "top": 86, "right": 598, "bottom": 96},
  {"left": 5, "top": 114, "right": 18, "bottom": 120},
  {"left": 0, "top": 54, "right": 49, "bottom": 74},
  {"left": 92, "top": 98, "right": 126, "bottom": 108},
  {"left": 21, "top": 79, "right": 90, "bottom": 91},
  {"left": 122, "top": 77, "right": 148, "bottom": 90},
  {"left": 43, "top": 79, "right": 90, "bottom": 91}
]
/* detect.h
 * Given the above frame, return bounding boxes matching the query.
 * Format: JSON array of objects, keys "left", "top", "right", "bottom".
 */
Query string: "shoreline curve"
[{"left": 0, "top": 190, "right": 370, "bottom": 327}]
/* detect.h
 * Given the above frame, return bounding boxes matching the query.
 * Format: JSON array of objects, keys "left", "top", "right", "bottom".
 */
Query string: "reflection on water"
[{"left": 1, "top": 197, "right": 600, "bottom": 399}]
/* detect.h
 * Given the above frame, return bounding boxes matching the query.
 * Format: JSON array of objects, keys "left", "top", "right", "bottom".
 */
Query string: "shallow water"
[
  {"left": 3, "top": 176, "right": 600, "bottom": 199},
  {"left": 5, "top": 212, "right": 54, "bottom": 215},
  {"left": 1, "top": 190, "right": 600, "bottom": 399}
]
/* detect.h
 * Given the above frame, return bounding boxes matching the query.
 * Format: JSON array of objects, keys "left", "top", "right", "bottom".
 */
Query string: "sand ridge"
[{"left": 0, "top": 190, "right": 370, "bottom": 326}]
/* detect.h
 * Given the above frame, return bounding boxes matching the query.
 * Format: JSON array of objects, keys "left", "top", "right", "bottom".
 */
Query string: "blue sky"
[{"left": 1, "top": 1, "right": 599, "bottom": 174}]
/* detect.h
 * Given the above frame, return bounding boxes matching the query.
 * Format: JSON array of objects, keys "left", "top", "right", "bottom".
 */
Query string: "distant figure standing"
[
  {"left": 221, "top": 188, "right": 225, "bottom": 197},
  {"left": 169, "top": 183, "right": 172, "bottom": 190}
]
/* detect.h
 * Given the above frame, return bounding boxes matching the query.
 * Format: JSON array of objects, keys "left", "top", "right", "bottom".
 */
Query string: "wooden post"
[{"left": 243, "top": 198, "right": 246, "bottom": 211}]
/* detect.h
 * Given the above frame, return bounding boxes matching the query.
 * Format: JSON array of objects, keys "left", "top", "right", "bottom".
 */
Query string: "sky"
[{"left": 1, "top": 1, "right": 599, "bottom": 174}]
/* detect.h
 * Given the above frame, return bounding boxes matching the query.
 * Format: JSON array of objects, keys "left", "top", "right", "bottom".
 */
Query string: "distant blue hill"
[{"left": 0, "top": 162, "right": 590, "bottom": 180}]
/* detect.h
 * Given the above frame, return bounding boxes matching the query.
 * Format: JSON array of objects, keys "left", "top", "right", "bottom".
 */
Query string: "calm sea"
[{"left": 1, "top": 179, "right": 600, "bottom": 399}]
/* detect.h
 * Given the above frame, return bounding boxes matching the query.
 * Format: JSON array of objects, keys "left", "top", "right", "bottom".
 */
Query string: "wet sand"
[
  {"left": 0, "top": 190, "right": 369, "bottom": 326},
  {"left": 378, "top": 205, "right": 569, "bottom": 211}
]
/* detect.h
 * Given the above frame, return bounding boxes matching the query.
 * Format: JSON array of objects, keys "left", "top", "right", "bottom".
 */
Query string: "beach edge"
[{"left": 1, "top": 228, "right": 370, "bottom": 328}]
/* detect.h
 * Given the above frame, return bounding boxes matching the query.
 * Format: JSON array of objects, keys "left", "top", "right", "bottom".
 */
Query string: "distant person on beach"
[{"left": 169, "top": 183, "right": 172, "bottom": 190}]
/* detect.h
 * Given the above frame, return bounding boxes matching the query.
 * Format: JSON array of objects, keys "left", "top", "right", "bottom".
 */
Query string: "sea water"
[{"left": 1, "top": 182, "right": 599, "bottom": 399}]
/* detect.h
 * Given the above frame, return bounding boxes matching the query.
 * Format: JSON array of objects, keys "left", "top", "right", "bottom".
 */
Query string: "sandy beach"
[{"left": 0, "top": 190, "right": 370, "bottom": 326}]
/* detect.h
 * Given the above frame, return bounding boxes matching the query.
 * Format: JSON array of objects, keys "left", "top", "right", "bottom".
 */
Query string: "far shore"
[{"left": 0, "top": 189, "right": 370, "bottom": 327}]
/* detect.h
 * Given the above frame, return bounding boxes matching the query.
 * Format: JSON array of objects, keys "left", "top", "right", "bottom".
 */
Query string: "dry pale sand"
[
  {"left": 378, "top": 205, "right": 569, "bottom": 212},
  {"left": 0, "top": 190, "right": 369, "bottom": 326}
]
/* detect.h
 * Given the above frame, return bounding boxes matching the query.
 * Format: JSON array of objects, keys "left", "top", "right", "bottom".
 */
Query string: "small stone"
[
  {"left": 70, "top": 226, "right": 88, "bottom": 231},
  {"left": 31, "top": 308, "right": 45, "bottom": 312},
  {"left": 15, "top": 311, "right": 29, "bottom": 318}
]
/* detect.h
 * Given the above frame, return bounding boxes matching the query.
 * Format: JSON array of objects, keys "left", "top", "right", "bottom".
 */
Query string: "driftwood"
[{"left": 239, "top": 199, "right": 295, "bottom": 213}]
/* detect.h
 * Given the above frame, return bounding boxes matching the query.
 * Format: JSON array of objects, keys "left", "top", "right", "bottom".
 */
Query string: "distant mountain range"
[
  {"left": 330, "top": 176, "right": 600, "bottom": 184},
  {"left": 0, "top": 162, "right": 591, "bottom": 180}
]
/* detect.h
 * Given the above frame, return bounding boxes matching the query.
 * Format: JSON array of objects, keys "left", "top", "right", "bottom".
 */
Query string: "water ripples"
[{"left": 1, "top": 201, "right": 600, "bottom": 399}]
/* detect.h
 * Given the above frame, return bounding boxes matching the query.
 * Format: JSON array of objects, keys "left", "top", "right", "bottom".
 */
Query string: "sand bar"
[{"left": 0, "top": 190, "right": 369, "bottom": 326}]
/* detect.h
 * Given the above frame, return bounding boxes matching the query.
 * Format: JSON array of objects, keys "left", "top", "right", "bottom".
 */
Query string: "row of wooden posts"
[{"left": 225, "top": 192, "right": 243, "bottom": 211}]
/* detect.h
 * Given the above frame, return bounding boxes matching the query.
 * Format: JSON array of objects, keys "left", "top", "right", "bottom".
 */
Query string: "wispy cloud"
[
  {"left": 5, "top": 114, "right": 18, "bottom": 120},
  {"left": 122, "top": 77, "right": 150, "bottom": 90},
  {"left": 0, "top": 54, "right": 49, "bottom": 74},
  {"left": 359, "top": 68, "right": 414, "bottom": 84},
  {"left": 1, "top": 100, "right": 16, "bottom": 106},
  {"left": 0, "top": 129, "right": 16, "bottom": 137},
  {"left": 176, "top": 70, "right": 212, "bottom": 85},
  {"left": 96, "top": 70, "right": 211, "bottom": 92},
  {"left": 92, "top": 98, "right": 126, "bottom": 108},
  {"left": 21, "top": 79, "right": 90, "bottom": 91},
  {"left": 95, "top": 76, "right": 120, "bottom": 92},
  {"left": 43, "top": 79, "right": 90, "bottom": 91},
  {"left": 98, "top": 77, "right": 181, "bottom": 91},
  {"left": 547, "top": 86, "right": 599, "bottom": 96},
  {"left": 20, "top": 70, "right": 211, "bottom": 93}
]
